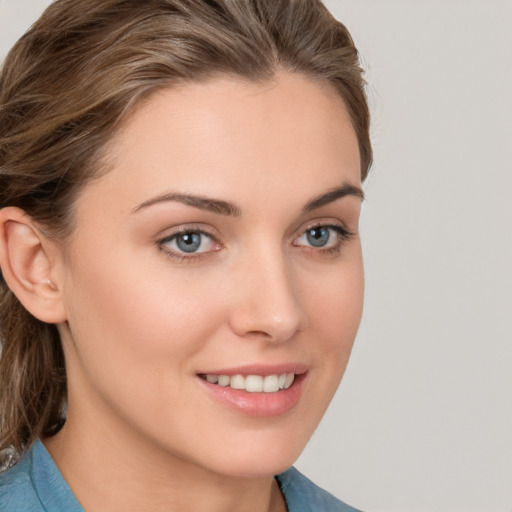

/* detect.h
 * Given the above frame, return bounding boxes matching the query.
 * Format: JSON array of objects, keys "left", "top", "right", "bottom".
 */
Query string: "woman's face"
[{"left": 57, "top": 72, "right": 364, "bottom": 477}]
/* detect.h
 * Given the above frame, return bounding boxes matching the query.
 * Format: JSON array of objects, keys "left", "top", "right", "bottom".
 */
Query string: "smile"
[
  {"left": 197, "top": 365, "right": 308, "bottom": 417},
  {"left": 199, "top": 373, "right": 295, "bottom": 393}
]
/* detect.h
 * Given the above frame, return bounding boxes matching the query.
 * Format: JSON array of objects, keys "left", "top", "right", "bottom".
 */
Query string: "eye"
[
  {"left": 302, "top": 226, "right": 332, "bottom": 248},
  {"left": 293, "top": 224, "right": 354, "bottom": 251},
  {"left": 158, "top": 230, "right": 220, "bottom": 256}
]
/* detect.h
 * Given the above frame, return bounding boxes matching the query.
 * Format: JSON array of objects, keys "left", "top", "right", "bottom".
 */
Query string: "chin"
[{"left": 198, "top": 430, "right": 310, "bottom": 479}]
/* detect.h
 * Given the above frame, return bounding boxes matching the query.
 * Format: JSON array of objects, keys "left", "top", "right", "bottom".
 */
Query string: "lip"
[
  {"left": 197, "top": 363, "right": 309, "bottom": 377},
  {"left": 196, "top": 364, "right": 308, "bottom": 418}
]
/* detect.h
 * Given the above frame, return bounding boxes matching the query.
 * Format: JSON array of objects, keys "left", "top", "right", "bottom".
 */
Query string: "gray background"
[{"left": 1, "top": 1, "right": 511, "bottom": 511}]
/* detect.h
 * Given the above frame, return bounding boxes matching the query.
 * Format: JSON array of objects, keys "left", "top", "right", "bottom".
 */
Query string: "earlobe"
[{"left": 0, "top": 207, "right": 67, "bottom": 324}]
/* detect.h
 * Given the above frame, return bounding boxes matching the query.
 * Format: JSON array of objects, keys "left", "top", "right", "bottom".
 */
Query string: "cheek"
[
  {"left": 61, "top": 245, "right": 222, "bottom": 398},
  {"left": 301, "top": 249, "right": 364, "bottom": 417},
  {"left": 288, "top": 250, "right": 363, "bottom": 443},
  {"left": 305, "top": 252, "right": 364, "bottom": 351}
]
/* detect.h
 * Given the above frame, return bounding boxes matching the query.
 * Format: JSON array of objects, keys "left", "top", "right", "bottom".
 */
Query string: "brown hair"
[{"left": 0, "top": 0, "right": 372, "bottom": 467}]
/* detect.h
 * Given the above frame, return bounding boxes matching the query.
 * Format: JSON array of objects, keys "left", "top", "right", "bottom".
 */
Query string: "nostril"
[{"left": 244, "top": 330, "right": 275, "bottom": 341}]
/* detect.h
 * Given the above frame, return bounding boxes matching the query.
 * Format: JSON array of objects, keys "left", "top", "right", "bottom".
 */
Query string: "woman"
[{"left": 0, "top": 0, "right": 371, "bottom": 510}]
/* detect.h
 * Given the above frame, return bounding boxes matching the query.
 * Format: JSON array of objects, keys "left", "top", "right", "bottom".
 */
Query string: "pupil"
[
  {"left": 307, "top": 227, "right": 329, "bottom": 247},
  {"left": 177, "top": 233, "right": 201, "bottom": 252}
]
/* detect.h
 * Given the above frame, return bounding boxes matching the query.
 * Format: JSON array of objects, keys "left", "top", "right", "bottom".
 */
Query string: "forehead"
[{"left": 80, "top": 72, "right": 361, "bottom": 215}]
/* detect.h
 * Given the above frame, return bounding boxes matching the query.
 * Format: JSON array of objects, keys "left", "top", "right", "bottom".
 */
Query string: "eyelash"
[
  {"left": 156, "top": 223, "right": 355, "bottom": 262},
  {"left": 293, "top": 223, "right": 355, "bottom": 256},
  {"left": 156, "top": 225, "right": 220, "bottom": 262}
]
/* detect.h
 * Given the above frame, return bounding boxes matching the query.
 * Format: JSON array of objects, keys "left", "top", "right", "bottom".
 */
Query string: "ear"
[{"left": 0, "top": 207, "right": 67, "bottom": 323}]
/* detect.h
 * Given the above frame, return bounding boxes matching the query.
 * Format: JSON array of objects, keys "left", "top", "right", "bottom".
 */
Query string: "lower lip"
[{"left": 197, "top": 373, "right": 307, "bottom": 418}]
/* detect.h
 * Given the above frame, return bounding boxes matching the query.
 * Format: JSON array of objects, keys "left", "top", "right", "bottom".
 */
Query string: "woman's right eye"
[{"left": 158, "top": 230, "right": 220, "bottom": 257}]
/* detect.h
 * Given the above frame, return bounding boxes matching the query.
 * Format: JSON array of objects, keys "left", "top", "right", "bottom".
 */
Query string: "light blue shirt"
[{"left": 0, "top": 440, "right": 362, "bottom": 511}]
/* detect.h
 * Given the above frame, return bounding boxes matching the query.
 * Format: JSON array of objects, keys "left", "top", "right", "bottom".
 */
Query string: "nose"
[{"left": 227, "top": 250, "right": 308, "bottom": 343}]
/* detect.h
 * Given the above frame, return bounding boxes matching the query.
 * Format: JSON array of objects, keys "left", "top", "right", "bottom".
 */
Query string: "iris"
[
  {"left": 176, "top": 232, "right": 202, "bottom": 252},
  {"left": 306, "top": 227, "right": 330, "bottom": 247}
]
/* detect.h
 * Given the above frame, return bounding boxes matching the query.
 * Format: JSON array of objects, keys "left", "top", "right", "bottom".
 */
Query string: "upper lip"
[{"left": 197, "top": 363, "right": 309, "bottom": 377}]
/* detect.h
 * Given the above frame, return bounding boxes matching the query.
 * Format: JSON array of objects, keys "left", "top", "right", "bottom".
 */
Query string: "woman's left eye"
[
  {"left": 158, "top": 230, "right": 219, "bottom": 256},
  {"left": 294, "top": 225, "right": 353, "bottom": 250}
]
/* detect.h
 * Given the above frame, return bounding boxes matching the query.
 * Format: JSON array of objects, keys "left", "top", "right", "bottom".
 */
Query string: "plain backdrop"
[{"left": 1, "top": 1, "right": 511, "bottom": 511}]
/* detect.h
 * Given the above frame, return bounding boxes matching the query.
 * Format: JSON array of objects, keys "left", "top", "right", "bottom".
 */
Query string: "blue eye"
[
  {"left": 305, "top": 226, "right": 331, "bottom": 247},
  {"left": 175, "top": 232, "right": 202, "bottom": 253},
  {"left": 294, "top": 224, "right": 353, "bottom": 251},
  {"left": 160, "top": 230, "right": 218, "bottom": 255}
]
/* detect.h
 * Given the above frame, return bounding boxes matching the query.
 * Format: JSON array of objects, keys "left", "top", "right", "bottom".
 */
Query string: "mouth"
[
  {"left": 198, "top": 372, "right": 296, "bottom": 393},
  {"left": 196, "top": 367, "right": 308, "bottom": 417}
]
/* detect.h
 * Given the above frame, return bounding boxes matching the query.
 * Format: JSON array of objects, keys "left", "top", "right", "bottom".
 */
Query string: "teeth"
[
  {"left": 218, "top": 375, "right": 230, "bottom": 387},
  {"left": 203, "top": 373, "right": 295, "bottom": 393},
  {"left": 263, "top": 375, "right": 279, "bottom": 393},
  {"left": 230, "top": 374, "right": 245, "bottom": 390},
  {"left": 284, "top": 373, "right": 294, "bottom": 389},
  {"left": 245, "top": 375, "right": 263, "bottom": 392}
]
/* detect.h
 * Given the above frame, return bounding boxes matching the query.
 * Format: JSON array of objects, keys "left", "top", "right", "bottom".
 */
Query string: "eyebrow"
[
  {"left": 303, "top": 183, "right": 365, "bottom": 212},
  {"left": 131, "top": 182, "right": 364, "bottom": 216},
  {"left": 131, "top": 192, "right": 242, "bottom": 216}
]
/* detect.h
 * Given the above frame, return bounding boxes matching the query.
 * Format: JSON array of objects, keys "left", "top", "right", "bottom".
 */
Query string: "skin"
[{"left": 5, "top": 72, "right": 364, "bottom": 511}]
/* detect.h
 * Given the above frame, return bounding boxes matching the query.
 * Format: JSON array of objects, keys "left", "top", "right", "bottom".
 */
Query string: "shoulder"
[
  {"left": 1, "top": 440, "right": 83, "bottom": 512},
  {"left": 0, "top": 449, "right": 46, "bottom": 512},
  {"left": 276, "top": 466, "right": 362, "bottom": 512}
]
